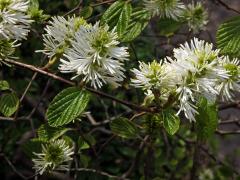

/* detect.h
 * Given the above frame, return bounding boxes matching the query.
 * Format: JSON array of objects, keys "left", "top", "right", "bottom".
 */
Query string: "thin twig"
[
  {"left": 91, "top": 0, "right": 116, "bottom": 7},
  {"left": 0, "top": 116, "right": 30, "bottom": 121},
  {"left": 1, "top": 153, "right": 27, "bottom": 180},
  {"left": 213, "top": 0, "right": 240, "bottom": 14},
  {"left": 200, "top": 146, "right": 239, "bottom": 175},
  {"left": 219, "top": 101, "right": 240, "bottom": 110},
  {"left": 69, "top": 168, "right": 129, "bottom": 180},
  {"left": 121, "top": 135, "right": 149, "bottom": 178},
  {"left": 4, "top": 59, "right": 154, "bottom": 113},
  {"left": 64, "top": 0, "right": 83, "bottom": 17},
  {"left": 27, "top": 79, "right": 51, "bottom": 120},
  {"left": 13, "top": 72, "right": 38, "bottom": 121},
  {"left": 216, "top": 129, "right": 240, "bottom": 135}
]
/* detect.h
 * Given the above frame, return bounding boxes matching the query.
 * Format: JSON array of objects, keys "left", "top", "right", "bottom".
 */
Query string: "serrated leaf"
[
  {"left": 22, "top": 138, "right": 44, "bottom": 158},
  {"left": 101, "top": 1, "right": 125, "bottom": 25},
  {"left": 110, "top": 118, "right": 139, "bottom": 139},
  {"left": 116, "top": 3, "right": 132, "bottom": 37},
  {"left": 37, "top": 124, "right": 70, "bottom": 141},
  {"left": 80, "top": 6, "right": 93, "bottom": 19},
  {"left": 217, "top": 16, "right": 240, "bottom": 57},
  {"left": 196, "top": 97, "right": 218, "bottom": 140},
  {"left": 162, "top": 109, "right": 180, "bottom": 135},
  {"left": 80, "top": 154, "right": 91, "bottom": 168},
  {"left": 0, "top": 80, "right": 9, "bottom": 91},
  {"left": 158, "top": 18, "right": 182, "bottom": 37},
  {"left": 101, "top": 1, "right": 132, "bottom": 37},
  {"left": 121, "top": 9, "right": 150, "bottom": 42},
  {"left": 78, "top": 134, "right": 96, "bottom": 150},
  {"left": 47, "top": 87, "right": 90, "bottom": 127},
  {"left": 0, "top": 92, "right": 19, "bottom": 117}
]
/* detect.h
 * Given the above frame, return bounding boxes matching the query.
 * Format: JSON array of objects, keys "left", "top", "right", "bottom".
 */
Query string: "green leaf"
[
  {"left": 121, "top": 9, "right": 150, "bottom": 42},
  {"left": 158, "top": 18, "right": 182, "bottom": 37},
  {"left": 0, "top": 80, "right": 10, "bottom": 91},
  {"left": 28, "top": 0, "right": 49, "bottom": 22},
  {"left": 78, "top": 134, "right": 96, "bottom": 150},
  {"left": 101, "top": 1, "right": 125, "bottom": 26},
  {"left": 110, "top": 118, "right": 139, "bottom": 139},
  {"left": 196, "top": 97, "right": 218, "bottom": 140},
  {"left": 37, "top": 124, "right": 70, "bottom": 141},
  {"left": 162, "top": 109, "right": 180, "bottom": 135},
  {"left": 116, "top": 3, "right": 132, "bottom": 37},
  {"left": 47, "top": 87, "right": 90, "bottom": 127},
  {"left": 80, "top": 154, "right": 91, "bottom": 168},
  {"left": 80, "top": 6, "right": 93, "bottom": 19},
  {"left": 101, "top": 1, "right": 132, "bottom": 37},
  {"left": 0, "top": 93, "right": 19, "bottom": 117},
  {"left": 22, "top": 138, "right": 44, "bottom": 158},
  {"left": 217, "top": 16, "right": 240, "bottom": 57}
]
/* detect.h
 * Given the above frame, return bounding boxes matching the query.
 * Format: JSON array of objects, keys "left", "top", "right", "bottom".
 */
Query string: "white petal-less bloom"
[
  {"left": 131, "top": 60, "right": 175, "bottom": 91},
  {"left": 168, "top": 38, "right": 228, "bottom": 121},
  {"left": 0, "top": 0, "right": 33, "bottom": 40},
  {"left": 59, "top": 22, "right": 129, "bottom": 89},
  {"left": 183, "top": 2, "right": 208, "bottom": 33},
  {"left": 216, "top": 56, "right": 240, "bottom": 101},
  {"left": 143, "top": 0, "right": 185, "bottom": 20},
  {"left": 32, "top": 139, "right": 74, "bottom": 175},
  {"left": 176, "top": 85, "right": 198, "bottom": 122},
  {"left": 38, "top": 16, "right": 89, "bottom": 59}
]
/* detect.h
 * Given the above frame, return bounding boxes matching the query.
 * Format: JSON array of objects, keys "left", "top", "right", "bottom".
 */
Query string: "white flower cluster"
[
  {"left": 143, "top": 0, "right": 185, "bottom": 20},
  {"left": 183, "top": 2, "right": 208, "bottom": 33},
  {"left": 38, "top": 16, "right": 90, "bottom": 59},
  {"left": 32, "top": 139, "right": 74, "bottom": 175},
  {"left": 143, "top": 0, "right": 208, "bottom": 33},
  {"left": 40, "top": 16, "right": 129, "bottom": 89},
  {"left": 0, "top": 0, "right": 33, "bottom": 40},
  {"left": 131, "top": 38, "right": 240, "bottom": 122}
]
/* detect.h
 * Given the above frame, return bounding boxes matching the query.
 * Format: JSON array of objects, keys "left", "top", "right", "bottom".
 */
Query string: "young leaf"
[
  {"left": 37, "top": 124, "right": 70, "bottom": 141},
  {"left": 80, "top": 6, "right": 93, "bottom": 19},
  {"left": 0, "top": 80, "right": 10, "bottom": 91},
  {"left": 78, "top": 134, "right": 96, "bottom": 150},
  {"left": 0, "top": 92, "right": 19, "bottom": 117},
  {"left": 121, "top": 9, "right": 150, "bottom": 42},
  {"left": 22, "top": 138, "right": 44, "bottom": 158},
  {"left": 196, "top": 97, "right": 218, "bottom": 140},
  {"left": 47, "top": 87, "right": 90, "bottom": 127},
  {"left": 101, "top": 1, "right": 125, "bottom": 26},
  {"left": 101, "top": 1, "right": 132, "bottom": 37},
  {"left": 217, "top": 16, "right": 240, "bottom": 57},
  {"left": 80, "top": 154, "right": 91, "bottom": 168},
  {"left": 162, "top": 109, "right": 180, "bottom": 135},
  {"left": 158, "top": 18, "right": 182, "bottom": 37},
  {"left": 110, "top": 118, "right": 139, "bottom": 139},
  {"left": 116, "top": 3, "right": 132, "bottom": 37}
]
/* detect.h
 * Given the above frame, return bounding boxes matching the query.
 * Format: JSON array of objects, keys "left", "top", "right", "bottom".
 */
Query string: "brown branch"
[
  {"left": 177, "top": 135, "right": 240, "bottom": 175},
  {"left": 4, "top": 59, "right": 154, "bottom": 113},
  {"left": 218, "top": 101, "right": 240, "bottom": 110},
  {"left": 1, "top": 153, "right": 27, "bottom": 180},
  {"left": 216, "top": 129, "right": 240, "bottom": 135},
  {"left": 0, "top": 116, "right": 30, "bottom": 121},
  {"left": 70, "top": 168, "right": 129, "bottom": 180},
  {"left": 213, "top": 0, "right": 240, "bottom": 14},
  {"left": 200, "top": 146, "right": 239, "bottom": 175},
  {"left": 190, "top": 138, "right": 202, "bottom": 180},
  {"left": 64, "top": 0, "right": 83, "bottom": 17},
  {"left": 91, "top": 0, "right": 116, "bottom": 7},
  {"left": 121, "top": 135, "right": 149, "bottom": 178}
]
